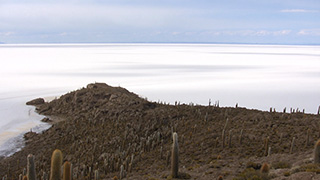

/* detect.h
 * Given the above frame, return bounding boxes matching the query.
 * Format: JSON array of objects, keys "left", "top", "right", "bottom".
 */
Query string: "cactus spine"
[
  {"left": 314, "top": 140, "right": 320, "bottom": 163},
  {"left": 27, "top": 154, "right": 36, "bottom": 180},
  {"left": 171, "top": 132, "right": 179, "bottom": 178},
  {"left": 63, "top": 161, "right": 71, "bottom": 180},
  {"left": 50, "top": 149, "right": 63, "bottom": 180}
]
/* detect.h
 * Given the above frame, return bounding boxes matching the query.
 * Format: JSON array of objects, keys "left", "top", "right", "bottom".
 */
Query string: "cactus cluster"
[{"left": 1, "top": 84, "right": 320, "bottom": 180}]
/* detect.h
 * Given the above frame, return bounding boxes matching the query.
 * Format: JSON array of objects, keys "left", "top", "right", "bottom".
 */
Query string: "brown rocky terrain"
[{"left": 0, "top": 82, "right": 320, "bottom": 180}]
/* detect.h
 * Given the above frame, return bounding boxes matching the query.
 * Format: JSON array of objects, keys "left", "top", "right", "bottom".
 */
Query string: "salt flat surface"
[{"left": 0, "top": 43, "right": 319, "bottom": 156}]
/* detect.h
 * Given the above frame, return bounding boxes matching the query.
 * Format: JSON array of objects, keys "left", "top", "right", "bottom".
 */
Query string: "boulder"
[{"left": 26, "top": 98, "right": 45, "bottom": 106}]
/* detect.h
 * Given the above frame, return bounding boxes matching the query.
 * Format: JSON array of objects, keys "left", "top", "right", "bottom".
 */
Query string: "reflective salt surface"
[{"left": 0, "top": 43, "right": 319, "bottom": 156}]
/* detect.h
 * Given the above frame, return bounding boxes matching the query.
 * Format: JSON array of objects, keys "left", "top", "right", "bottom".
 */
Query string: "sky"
[{"left": 0, "top": 0, "right": 319, "bottom": 44}]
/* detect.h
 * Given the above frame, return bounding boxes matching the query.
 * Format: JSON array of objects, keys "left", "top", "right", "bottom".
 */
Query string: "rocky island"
[{"left": 0, "top": 83, "right": 320, "bottom": 180}]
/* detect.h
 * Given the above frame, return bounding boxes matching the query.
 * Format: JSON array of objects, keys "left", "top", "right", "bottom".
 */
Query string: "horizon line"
[{"left": 1, "top": 41, "right": 320, "bottom": 46}]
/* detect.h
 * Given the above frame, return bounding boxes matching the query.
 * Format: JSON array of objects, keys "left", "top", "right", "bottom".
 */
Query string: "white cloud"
[
  {"left": 0, "top": 32, "right": 15, "bottom": 36},
  {"left": 298, "top": 29, "right": 320, "bottom": 36},
  {"left": 203, "top": 30, "right": 292, "bottom": 36},
  {"left": 280, "top": 9, "right": 318, "bottom": 13},
  {"left": 0, "top": 3, "right": 196, "bottom": 31},
  {"left": 59, "top": 32, "right": 68, "bottom": 36},
  {"left": 273, "top": 30, "right": 292, "bottom": 35}
]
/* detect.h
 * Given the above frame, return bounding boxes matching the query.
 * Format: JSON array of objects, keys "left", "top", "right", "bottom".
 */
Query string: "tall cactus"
[
  {"left": 171, "top": 132, "right": 179, "bottom": 178},
  {"left": 314, "top": 140, "right": 320, "bottom": 163},
  {"left": 120, "top": 165, "right": 124, "bottom": 180},
  {"left": 290, "top": 137, "right": 295, "bottom": 154},
  {"left": 94, "top": 170, "right": 99, "bottom": 180},
  {"left": 27, "top": 154, "right": 36, "bottom": 180},
  {"left": 50, "top": 149, "right": 63, "bottom": 180},
  {"left": 63, "top": 161, "right": 71, "bottom": 180},
  {"left": 306, "top": 129, "right": 310, "bottom": 147},
  {"left": 264, "top": 137, "right": 269, "bottom": 156}
]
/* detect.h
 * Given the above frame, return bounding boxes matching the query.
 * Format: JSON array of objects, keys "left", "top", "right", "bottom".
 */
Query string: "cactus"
[
  {"left": 260, "top": 163, "right": 270, "bottom": 173},
  {"left": 128, "top": 163, "right": 132, "bottom": 173},
  {"left": 23, "top": 168, "right": 26, "bottom": 176},
  {"left": 222, "top": 118, "right": 229, "bottom": 148},
  {"left": 239, "top": 129, "right": 243, "bottom": 145},
  {"left": 63, "top": 161, "right": 71, "bottom": 180},
  {"left": 268, "top": 147, "right": 272, "bottom": 157},
  {"left": 120, "top": 165, "right": 124, "bottom": 180},
  {"left": 290, "top": 137, "right": 295, "bottom": 154},
  {"left": 70, "top": 164, "right": 73, "bottom": 180},
  {"left": 43, "top": 172, "right": 48, "bottom": 180},
  {"left": 228, "top": 130, "right": 232, "bottom": 148},
  {"left": 166, "top": 150, "right": 170, "bottom": 166},
  {"left": 94, "top": 170, "right": 99, "bottom": 180},
  {"left": 221, "top": 129, "right": 225, "bottom": 148},
  {"left": 50, "top": 149, "right": 63, "bottom": 180},
  {"left": 306, "top": 129, "right": 310, "bottom": 147},
  {"left": 130, "top": 154, "right": 134, "bottom": 167},
  {"left": 223, "top": 118, "right": 229, "bottom": 130},
  {"left": 204, "top": 112, "right": 208, "bottom": 122},
  {"left": 27, "top": 154, "right": 37, "bottom": 180},
  {"left": 314, "top": 140, "right": 320, "bottom": 163},
  {"left": 171, "top": 132, "right": 179, "bottom": 178},
  {"left": 264, "top": 137, "right": 269, "bottom": 156}
]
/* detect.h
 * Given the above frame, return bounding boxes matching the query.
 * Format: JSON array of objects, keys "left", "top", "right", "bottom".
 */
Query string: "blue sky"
[{"left": 0, "top": 0, "right": 319, "bottom": 44}]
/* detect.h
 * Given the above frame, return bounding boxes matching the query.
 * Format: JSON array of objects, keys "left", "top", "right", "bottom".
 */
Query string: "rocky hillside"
[{"left": 0, "top": 83, "right": 320, "bottom": 180}]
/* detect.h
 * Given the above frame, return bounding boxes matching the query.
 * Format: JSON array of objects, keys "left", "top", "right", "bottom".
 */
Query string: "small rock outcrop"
[{"left": 26, "top": 98, "right": 45, "bottom": 106}]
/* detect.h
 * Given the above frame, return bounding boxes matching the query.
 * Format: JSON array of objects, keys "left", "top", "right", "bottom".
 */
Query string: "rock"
[
  {"left": 87, "top": 83, "right": 109, "bottom": 89},
  {"left": 109, "top": 94, "right": 118, "bottom": 100},
  {"left": 24, "top": 131, "right": 37, "bottom": 140},
  {"left": 41, "top": 117, "right": 53, "bottom": 123},
  {"left": 26, "top": 98, "right": 45, "bottom": 106}
]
